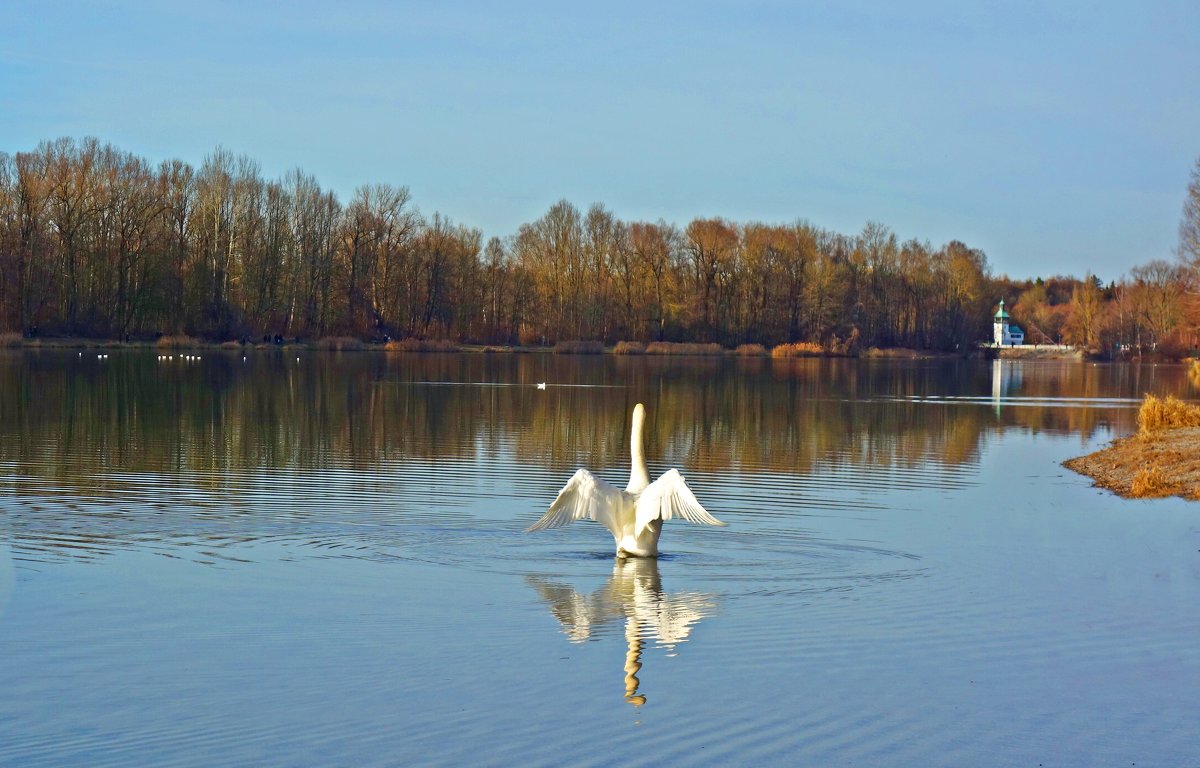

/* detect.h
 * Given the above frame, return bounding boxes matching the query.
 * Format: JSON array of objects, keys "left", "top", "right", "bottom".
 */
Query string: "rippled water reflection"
[
  {"left": 527, "top": 557, "right": 718, "bottom": 708},
  {"left": 0, "top": 351, "right": 1197, "bottom": 766}
]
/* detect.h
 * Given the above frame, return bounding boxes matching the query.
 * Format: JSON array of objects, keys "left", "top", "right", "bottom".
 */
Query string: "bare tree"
[
  {"left": 1129, "top": 260, "right": 1186, "bottom": 345},
  {"left": 0, "top": 153, "right": 18, "bottom": 329},
  {"left": 684, "top": 218, "right": 738, "bottom": 341},
  {"left": 583, "top": 203, "right": 619, "bottom": 340},
  {"left": 1180, "top": 156, "right": 1200, "bottom": 270},
  {"left": 342, "top": 183, "right": 416, "bottom": 336},
  {"left": 1065, "top": 274, "right": 1106, "bottom": 348},
  {"left": 629, "top": 221, "right": 679, "bottom": 340}
]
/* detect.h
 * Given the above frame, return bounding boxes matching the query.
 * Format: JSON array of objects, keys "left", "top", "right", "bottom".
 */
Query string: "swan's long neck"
[{"left": 627, "top": 403, "right": 650, "bottom": 493}]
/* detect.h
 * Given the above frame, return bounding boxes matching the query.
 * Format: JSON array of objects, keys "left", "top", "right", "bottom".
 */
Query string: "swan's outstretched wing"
[
  {"left": 525, "top": 575, "right": 627, "bottom": 639},
  {"left": 523, "top": 576, "right": 597, "bottom": 642},
  {"left": 526, "top": 469, "right": 624, "bottom": 533},
  {"left": 634, "top": 469, "right": 726, "bottom": 535}
]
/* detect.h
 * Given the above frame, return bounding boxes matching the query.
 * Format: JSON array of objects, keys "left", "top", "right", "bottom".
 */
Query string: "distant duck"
[
  {"left": 537, "top": 382, "right": 547, "bottom": 390},
  {"left": 526, "top": 403, "right": 725, "bottom": 557}
]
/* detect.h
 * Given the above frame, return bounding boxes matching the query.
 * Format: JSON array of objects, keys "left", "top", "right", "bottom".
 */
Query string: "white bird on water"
[
  {"left": 536, "top": 382, "right": 546, "bottom": 390},
  {"left": 526, "top": 403, "right": 725, "bottom": 557}
]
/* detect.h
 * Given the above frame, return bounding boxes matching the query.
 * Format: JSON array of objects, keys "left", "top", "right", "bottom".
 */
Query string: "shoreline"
[
  {"left": 0, "top": 336, "right": 1079, "bottom": 360},
  {"left": 1065, "top": 427, "right": 1200, "bottom": 501}
]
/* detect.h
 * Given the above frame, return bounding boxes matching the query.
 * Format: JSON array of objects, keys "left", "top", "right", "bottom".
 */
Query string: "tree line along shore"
[
  {"left": 0, "top": 334, "right": 957, "bottom": 359},
  {"left": 2, "top": 138, "right": 1198, "bottom": 358}
]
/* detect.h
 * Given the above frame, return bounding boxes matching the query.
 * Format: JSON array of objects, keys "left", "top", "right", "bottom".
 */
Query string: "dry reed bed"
[
  {"left": 384, "top": 338, "right": 459, "bottom": 352},
  {"left": 1129, "top": 465, "right": 1175, "bottom": 498},
  {"left": 1138, "top": 394, "right": 1200, "bottom": 435},
  {"left": 770, "top": 342, "right": 824, "bottom": 358},
  {"left": 156, "top": 335, "right": 201, "bottom": 349},
  {"left": 645, "top": 342, "right": 724, "bottom": 355}
]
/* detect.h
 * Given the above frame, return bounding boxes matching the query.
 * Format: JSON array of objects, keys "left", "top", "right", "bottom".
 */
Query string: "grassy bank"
[{"left": 1065, "top": 394, "right": 1200, "bottom": 500}]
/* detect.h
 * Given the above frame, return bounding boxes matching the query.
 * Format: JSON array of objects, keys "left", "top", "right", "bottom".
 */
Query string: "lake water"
[{"left": 0, "top": 351, "right": 1197, "bottom": 766}]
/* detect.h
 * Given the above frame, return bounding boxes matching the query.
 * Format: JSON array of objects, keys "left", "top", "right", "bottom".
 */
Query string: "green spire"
[{"left": 994, "top": 299, "right": 1010, "bottom": 320}]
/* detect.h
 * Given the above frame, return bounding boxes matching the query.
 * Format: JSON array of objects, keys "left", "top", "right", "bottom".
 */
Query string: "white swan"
[{"left": 526, "top": 403, "right": 726, "bottom": 557}]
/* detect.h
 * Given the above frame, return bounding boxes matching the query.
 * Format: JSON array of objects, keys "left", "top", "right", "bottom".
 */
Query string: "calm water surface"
[{"left": 1, "top": 351, "right": 1198, "bottom": 766}]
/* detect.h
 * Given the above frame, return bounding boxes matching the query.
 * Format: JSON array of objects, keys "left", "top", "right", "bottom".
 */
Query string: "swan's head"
[{"left": 632, "top": 402, "right": 645, "bottom": 428}]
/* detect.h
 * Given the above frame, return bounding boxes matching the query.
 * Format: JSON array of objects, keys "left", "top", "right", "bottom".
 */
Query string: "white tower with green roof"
[{"left": 993, "top": 300, "right": 1024, "bottom": 346}]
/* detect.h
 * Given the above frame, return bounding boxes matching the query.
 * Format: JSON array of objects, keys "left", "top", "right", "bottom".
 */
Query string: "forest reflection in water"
[
  {"left": 0, "top": 349, "right": 1183, "bottom": 576},
  {"left": 0, "top": 350, "right": 1181, "bottom": 486}
]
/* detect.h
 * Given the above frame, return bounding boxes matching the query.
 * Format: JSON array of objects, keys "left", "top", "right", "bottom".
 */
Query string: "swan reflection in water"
[{"left": 526, "top": 557, "right": 718, "bottom": 707}]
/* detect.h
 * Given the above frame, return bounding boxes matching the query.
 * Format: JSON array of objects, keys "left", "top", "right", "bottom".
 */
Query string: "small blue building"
[{"left": 993, "top": 300, "right": 1024, "bottom": 346}]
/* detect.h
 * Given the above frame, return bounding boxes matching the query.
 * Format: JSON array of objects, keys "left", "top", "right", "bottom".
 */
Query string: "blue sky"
[{"left": 2, "top": 0, "right": 1197, "bottom": 281}]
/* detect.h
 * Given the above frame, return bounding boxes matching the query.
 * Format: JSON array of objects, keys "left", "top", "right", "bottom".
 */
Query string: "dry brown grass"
[
  {"left": 553, "top": 340, "right": 605, "bottom": 354},
  {"left": 1066, "top": 423, "right": 1200, "bottom": 501},
  {"left": 645, "top": 341, "right": 724, "bottom": 356},
  {"left": 156, "top": 334, "right": 199, "bottom": 349},
  {"left": 613, "top": 340, "right": 646, "bottom": 355},
  {"left": 1129, "top": 465, "right": 1180, "bottom": 498},
  {"left": 734, "top": 343, "right": 767, "bottom": 357},
  {"left": 0, "top": 332, "right": 22, "bottom": 348},
  {"left": 770, "top": 342, "right": 824, "bottom": 358},
  {"left": 1137, "top": 394, "right": 1200, "bottom": 436},
  {"left": 385, "top": 338, "right": 459, "bottom": 352}
]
